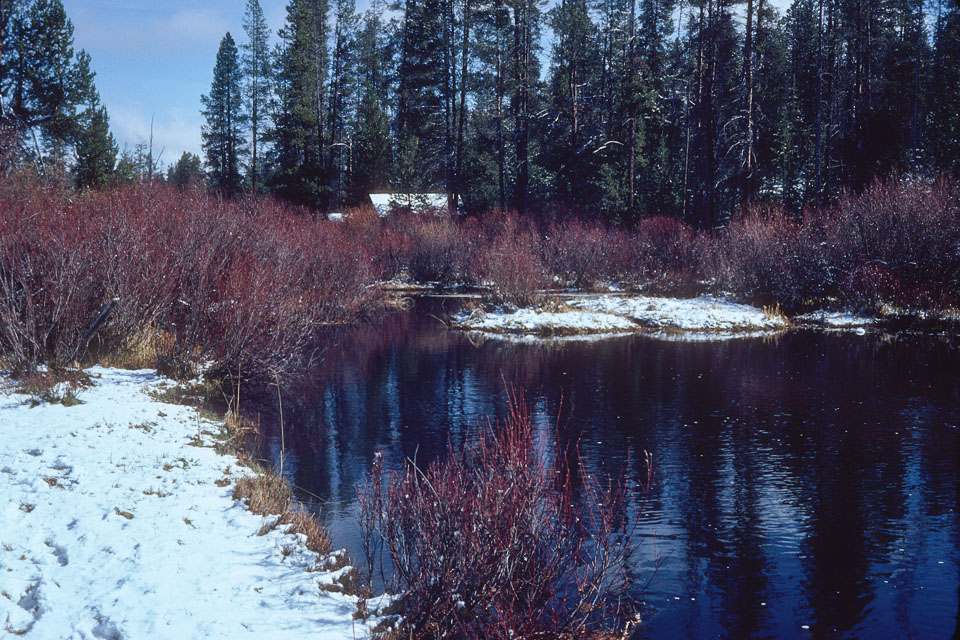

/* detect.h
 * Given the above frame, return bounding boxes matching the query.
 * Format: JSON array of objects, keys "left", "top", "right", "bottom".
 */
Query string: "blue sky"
[
  {"left": 65, "top": 0, "right": 791, "bottom": 170},
  {"left": 65, "top": 0, "right": 292, "bottom": 166}
]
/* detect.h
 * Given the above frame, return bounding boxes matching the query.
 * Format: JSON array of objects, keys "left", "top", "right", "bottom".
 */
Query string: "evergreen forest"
[{"left": 3, "top": 0, "right": 960, "bottom": 227}]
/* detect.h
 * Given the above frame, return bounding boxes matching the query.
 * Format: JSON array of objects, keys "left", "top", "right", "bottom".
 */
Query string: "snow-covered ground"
[
  {"left": 793, "top": 311, "right": 876, "bottom": 328},
  {"left": 570, "top": 295, "right": 788, "bottom": 331},
  {"left": 1, "top": 367, "right": 374, "bottom": 639},
  {"left": 453, "top": 305, "right": 637, "bottom": 335},
  {"left": 452, "top": 295, "right": 787, "bottom": 337}
]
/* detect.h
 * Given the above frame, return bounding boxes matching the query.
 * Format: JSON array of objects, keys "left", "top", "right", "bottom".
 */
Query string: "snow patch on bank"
[
  {"left": 794, "top": 311, "right": 877, "bottom": 328},
  {"left": 453, "top": 306, "right": 637, "bottom": 335},
  {"left": 464, "top": 331, "right": 635, "bottom": 345},
  {"left": 453, "top": 295, "right": 787, "bottom": 337},
  {"left": 570, "top": 295, "right": 788, "bottom": 331},
  {"left": 0, "top": 367, "right": 374, "bottom": 639}
]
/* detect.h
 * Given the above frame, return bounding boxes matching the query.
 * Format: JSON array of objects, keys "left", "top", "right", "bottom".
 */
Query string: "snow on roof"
[{"left": 369, "top": 193, "right": 452, "bottom": 216}]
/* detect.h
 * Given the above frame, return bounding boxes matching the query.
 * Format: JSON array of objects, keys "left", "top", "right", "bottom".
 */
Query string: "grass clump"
[
  {"left": 232, "top": 469, "right": 338, "bottom": 560},
  {"left": 232, "top": 472, "right": 292, "bottom": 517},
  {"left": 230, "top": 460, "right": 357, "bottom": 591},
  {"left": 14, "top": 368, "right": 92, "bottom": 407}
]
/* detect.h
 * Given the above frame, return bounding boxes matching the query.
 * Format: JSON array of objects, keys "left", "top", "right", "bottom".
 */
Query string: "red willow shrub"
[
  {"left": 397, "top": 214, "right": 470, "bottom": 284},
  {"left": 541, "top": 217, "right": 635, "bottom": 289},
  {"left": 631, "top": 216, "right": 704, "bottom": 292},
  {"left": 0, "top": 177, "right": 377, "bottom": 378},
  {"left": 3, "top": 173, "right": 957, "bottom": 376},
  {"left": 819, "top": 177, "right": 960, "bottom": 308},
  {"left": 358, "top": 393, "right": 652, "bottom": 639},
  {"left": 470, "top": 212, "right": 548, "bottom": 305},
  {"left": 0, "top": 175, "right": 104, "bottom": 368},
  {"left": 713, "top": 206, "right": 818, "bottom": 308},
  {"left": 715, "top": 177, "right": 960, "bottom": 310}
]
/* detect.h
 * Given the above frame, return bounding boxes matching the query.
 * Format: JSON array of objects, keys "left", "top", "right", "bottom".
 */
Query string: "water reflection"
[{"left": 262, "top": 300, "right": 960, "bottom": 639}]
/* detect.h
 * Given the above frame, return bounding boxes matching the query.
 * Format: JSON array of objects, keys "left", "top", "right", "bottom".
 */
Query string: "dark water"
[{"left": 265, "top": 299, "right": 960, "bottom": 639}]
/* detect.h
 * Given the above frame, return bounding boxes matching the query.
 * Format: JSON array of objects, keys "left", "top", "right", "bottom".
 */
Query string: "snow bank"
[
  {"left": 794, "top": 311, "right": 876, "bottom": 328},
  {"left": 453, "top": 295, "right": 787, "bottom": 337},
  {"left": 452, "top": 306, "right": 637, "bottom": 335},
  {"left": 463, "top": 331, "right": 635, "bottom": 345},
  {"left": 570, "top": 295, "right": 788, "bottom": 331},
  {"left": 0, "top": 367, "right": 374, "bottom": 639}
]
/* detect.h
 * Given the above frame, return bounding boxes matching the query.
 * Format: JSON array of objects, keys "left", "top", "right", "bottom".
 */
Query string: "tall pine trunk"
[
  {"left": 513, "top": 0, "right": 529, "bottom": 215},
  {"left": 454, "top": 0, "right": 471, "bottom": 211},
  {"left": 744, "top": 0, "right": 755, "bottom": 202}
]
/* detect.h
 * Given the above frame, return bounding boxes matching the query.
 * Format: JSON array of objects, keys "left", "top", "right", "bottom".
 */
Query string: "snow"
[
  {"left": 0, "top": 367, "right": 376, "bottom": 639},
  {"left": 464, "top": 331, "right": 635, "bottom": 345},
  {"left": 794, "top": 311, "right": 876, "bottom": 328},
  {"left": 453, "top": 295, "right": 787, "bottom": 337},
  {"left": 452, "top": 306, "right": 637, "bottom": 335},
  {"left": 570, "top": 295, "right": 788, "bottom": 332}
]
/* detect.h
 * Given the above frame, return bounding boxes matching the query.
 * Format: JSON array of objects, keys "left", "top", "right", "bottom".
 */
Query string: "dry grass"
[
  {"left": 282, "top": 511, "right": 333, "bottom": 557},
  {"left": 231, "top": 469, "right": 338, "bottom": 560},
  {"left": 96, "top": 327, "right": 173, "bottom": 371},
  {"left": 232, "top": 472, "right": 292, "bottom": 517},
  {"left": 761, "top": 303, "right": 790, "bottom": 324},
  {"left": 231, "top": 464, "right": 357, "bottom": 593},
  {"left": 14, "top": 368, "right": 92, "bottom": 407}
]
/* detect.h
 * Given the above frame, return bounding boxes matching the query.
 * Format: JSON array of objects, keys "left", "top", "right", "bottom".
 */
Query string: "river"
[{"left": 260, "top": 298, "right": 960, "bottom": 639}]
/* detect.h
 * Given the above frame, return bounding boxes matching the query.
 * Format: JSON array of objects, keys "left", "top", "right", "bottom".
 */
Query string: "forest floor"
[{"left": 0, "top": 367, "right": 380, "bottom": 639}]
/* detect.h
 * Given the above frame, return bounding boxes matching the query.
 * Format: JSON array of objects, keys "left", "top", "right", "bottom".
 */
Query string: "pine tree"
[
  {"left": 202, "top": 32, "right": 247, "bottom": 194},
  {"left": 328, "top": 0, "right": 360, "bottom": 208},
  {"left": 72, "top": 50, "right": 116, "bottom": 189},
  {"left": 0, "top": 0, "right": 15, "bottom": 117},
  {"left": 1, "top": 0, "right": 88, "bottom": 168},
  {"left": 271, "top": 0, "right": 329, "bottom": 207},
  {"left": 350, "top": 0, "right": 393, "bottom": 202},
  {"left": 242, "top": 0, "right": 272, "bottom": 192},
  {"left": 112, "top": 147, "right": 137, "bottom": 184},
  {"left": 167, "top": 151, "right": 204, "bottom": 189},
  {"left": 73, "top": 101, "right": 115, "bottom": 189},
  {"left": 928, "top": 0, "right": 960, "bottom": 174},
  {"left": 511, "top": 0, "right": 544, "bottom": 214},
  {"left": 546, "top": 0, "right": 600, "bottom": 207},
  {"left": 396, "top": 0, "right": 450, "bottom": 190},
  {"left": 630, "top": 0, "right": 678, "bottom": 218}
]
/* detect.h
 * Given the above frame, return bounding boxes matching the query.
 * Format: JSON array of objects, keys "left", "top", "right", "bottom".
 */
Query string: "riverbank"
[
  {"left": 0, "top": 367, "right": 378, "bottom": 639},
  {"left": 2, "top": 175, "right": 957, "bottom": 379},
  {"left": 452, "top": 294, "right": 787, "bottom": 337},
  {"left": 450, "top": 293, "right": 957, "bottom": 338}
]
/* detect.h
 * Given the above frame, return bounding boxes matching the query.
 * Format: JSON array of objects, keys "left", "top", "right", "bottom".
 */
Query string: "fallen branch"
[{"left": 67, "top": 297, "right": 120, "bottom": 364}]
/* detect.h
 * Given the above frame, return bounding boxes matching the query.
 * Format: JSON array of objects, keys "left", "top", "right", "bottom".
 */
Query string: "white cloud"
[
  {"left": 107, "top": 101, "right": 202, "bottom": 168},
  {"left": 68, "top": 3, "right": 232, "bottom": 60}
]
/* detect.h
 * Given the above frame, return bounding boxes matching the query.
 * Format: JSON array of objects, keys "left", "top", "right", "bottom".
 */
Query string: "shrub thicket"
[
  {"left": 3, "top": 174, "right": 957, "bottom": 374},
  {"left": 358, "top": 394, "right": 649, "bottom": 639},
  {"left": 0, "top": 177, "right": 375, "bottom": 377}
]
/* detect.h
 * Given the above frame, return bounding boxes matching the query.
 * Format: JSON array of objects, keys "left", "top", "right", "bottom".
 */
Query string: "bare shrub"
[
  {"left": 541, "top": 218, "right": 634, "bottom": 288},
  {"left": 0, "top": 178, "right": 378, "bottom": 378},
  {"left": 469, "top": 213, "right": 547, "bottom": 305},
  {"left": 714, "top": 177, "right": 960, "bottom": 310},
  {"left": 358, "top": 392, "right": 651, "bottom": 640},
  {"left": 713, "top": 206, "right": 819, "bottom": 308},
  {"left": 631, "top": 216, "right": 704, "bottom": 291}
]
